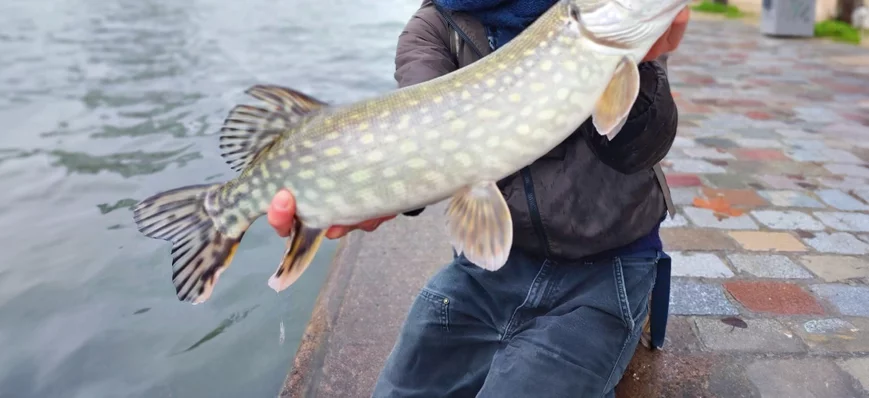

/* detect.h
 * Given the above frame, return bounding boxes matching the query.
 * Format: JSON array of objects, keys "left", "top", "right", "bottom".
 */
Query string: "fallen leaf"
[
  {"left": 692, "top": 196, "right": 745, "bottom": 220},
  {"left": 721, "top": 317, "right": 748, "bottom": 329}
]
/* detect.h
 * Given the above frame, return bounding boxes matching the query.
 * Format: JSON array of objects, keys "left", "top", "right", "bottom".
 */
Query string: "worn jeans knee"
[
  {"left": 374, "top": 250, "right": 660, "bottom": 398},
  {"left": 477, "top": 251, "right": 660, "bottom": 398},
  {"left": 372, "top": 260, "right": 503, "bottom": 398}
]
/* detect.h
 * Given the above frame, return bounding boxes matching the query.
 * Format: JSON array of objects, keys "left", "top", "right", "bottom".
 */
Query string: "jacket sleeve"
[
  {"left": 394, "top": 4, "right": 458, "bottom": 217},
  {"left": 394, "top": 6, "right": 457, "bottom": 88},
  {"left": 582, "top": 59, "right": 678, "bottom": 175}
]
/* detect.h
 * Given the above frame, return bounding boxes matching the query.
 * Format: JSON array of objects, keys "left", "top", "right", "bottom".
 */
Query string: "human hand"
[
  {"left": 642, "top": 7, "right": 691, "bottom": 62},
  {"left": 267, "top": 190, "right": 396, "bottom": 240}
]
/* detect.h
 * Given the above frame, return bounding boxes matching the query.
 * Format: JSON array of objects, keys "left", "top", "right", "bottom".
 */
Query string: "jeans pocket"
[
  {"left": 612, "top": 254, "right": 659, "bottom": 332},
  {"left": 416, "top": 288, "right": 452, "bottom": 332}
]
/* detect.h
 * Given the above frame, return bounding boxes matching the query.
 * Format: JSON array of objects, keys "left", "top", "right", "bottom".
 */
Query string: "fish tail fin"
[
  {"left": 132, "top": 184, "right": 245, "bottom": 304},
  {"left": 267, "top": 222, "right": 326, "bottom": 293}
]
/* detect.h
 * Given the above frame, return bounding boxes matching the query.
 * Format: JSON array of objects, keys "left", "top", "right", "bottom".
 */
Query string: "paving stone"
[
  {"left": 853, "top": 188, "right": 869, "bottom": 204},
  {"left": 669, "top": 187, "right": 700, "bottom": 206},
  {"left": 786, "top": 148, "right": 865, "bottom": 163},
  {"left": 661, "top": 213, "right": 689, "bottom": 228},
  {"left": 661, "top": 229, "right": 739, "bottom": 251},
  {"left": 786, "top": 317, "right": 869, "bottom": 353},
  {"left": 838, "top": 358, "right": 869, "bottom": 392},
  {"left": 732, "top": 148, "right": 789, "bottom": 161},
  {"left": 734, "top": 138, "right": 784, "bottom": 148},
  {"left": 799, "top": 255, "right": 869, "bottom": 282},
  {"left": 682, "top": 147, "right": 736, "bottom": 160},
  {"left": 750, "top": 210, "right": 826, "bottom": 231},
  {"left": 811, "top": 284, "right": 869, "bottom": 317},
  {"left": 727, "top": 253, "right": 814, "bottom": 279},
  {"left": 758, "top": 190, "right": 826, "bottom": 208},
  {"left": 776, "top": 128, "right": 818, "bottom": 139},
  {"left": 814, "top": 212, "right": 869, "bottom": 232},
  {"left": 825, "top": 163, "right": 869, "bottom": 178},
  {"left": 668, "top": 159, "right": 727, "bottom": 174},
  {"left": 756, "top": 174, "right": 807, "bottom": 190},
  {"left": 670, "top": 280, "right": 739, "bottom": 316},
  {"left": 665, "top": 173, "right": 702, "bottom": 187},
  {"left": 724, "top": 281, "right": 825, "bottom": 315},
  {"left": 683, "top": 207, "right": 759, "bottom": 230},
  {"left": 670, "top": 252, "right": 734, "bottom": 278},
  {"left": 702, "top": 173, "right": 751, "bottom": 189},
  {"left": 803, "top": 232, "right": 869, "bottom": 255},
  {"left": 729, "top": 231, "right": 808, "bottom": 252},
  {"left": 747, "top": 359, "right": 862, "bottom": 398},
  {"left": 786, "top": 139, "right": 829, "bottom": 150},
  {"left": 816, "top": 189, "right": 869, "bottom": 211},
  {"left": 694, "top": 318, "right": 804, "bottom": 353},
  {"left": 695, "top": 137, "right": 739, "bottom": 149},
  {"left": 672, "top": 136, "right": 697, "bottom": 148},
  {"left": 817, "top": 176, "right": 869, "bottom": 190}
]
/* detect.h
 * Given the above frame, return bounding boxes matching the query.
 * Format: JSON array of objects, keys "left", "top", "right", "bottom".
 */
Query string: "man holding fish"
[
  {"left": 267, "top": 1, "right": 690, "bottom": 396},
  {"left": 132, "top": 0, "right": 689, "bottom": 395}
]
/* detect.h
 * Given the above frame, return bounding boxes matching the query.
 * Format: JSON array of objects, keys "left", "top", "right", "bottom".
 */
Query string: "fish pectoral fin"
[
  {"left": 592, "top": 56, "right": 640, "bottom": 141},
  {"left": 219, "top": 85, "right": 329, "bottom": 172},
  {"left": 267, "top": 222, "right": 326, "bottom": 293},
  {"left": 446, "top": 181, "right": 513, "bottom": 272},
  {"left": 132, "top": 183, "right": 244, "bottom": 305}
]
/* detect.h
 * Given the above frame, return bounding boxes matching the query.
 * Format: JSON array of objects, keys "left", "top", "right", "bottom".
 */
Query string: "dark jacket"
[{"left": 396, "top": 1, "right": 677, "bottom": 261}]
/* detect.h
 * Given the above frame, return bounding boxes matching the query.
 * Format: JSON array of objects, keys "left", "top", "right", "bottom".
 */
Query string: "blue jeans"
[{"left": 372, "top": 249, "right": 661, "bottom": 398}]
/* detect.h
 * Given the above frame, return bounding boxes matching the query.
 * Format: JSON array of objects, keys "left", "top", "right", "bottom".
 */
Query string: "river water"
[{"left": 0, "top": 0, "right": 419, "bottom": 396}]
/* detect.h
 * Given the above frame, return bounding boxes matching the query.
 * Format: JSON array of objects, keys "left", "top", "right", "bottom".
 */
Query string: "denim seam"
[
  {"left": 501, "top": 260, "right": 550, "bottom": 341},
  {"left": 612, "top": 257, "right": 635, "bottom": 331},
  {"left": 419, "top": 289, "right": 451, "bottom": 332},
  {"left": 601, "top": 313, "right": 640, "bottom": 396}
]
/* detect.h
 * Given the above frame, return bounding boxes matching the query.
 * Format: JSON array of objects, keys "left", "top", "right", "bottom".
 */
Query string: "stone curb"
[{"left": 279, "top": 232, "right": 365, "bottom": 398}]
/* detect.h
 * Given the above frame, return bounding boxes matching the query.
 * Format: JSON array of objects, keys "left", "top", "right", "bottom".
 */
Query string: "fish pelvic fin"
[
  {"left": 446, "top": 181, "right": 514, "bottom": 271},
  {"left": 133, "top": 184, "right": 245, "bottom": 305},
  {"left": 219, "top": 85, "right": 329, "bottom": 172},
  {"left": 267, "top": 222, "right": 326, "bottom": 293},
  {"left": 592, "top": 56, "right": 640, "bottom": 141}
]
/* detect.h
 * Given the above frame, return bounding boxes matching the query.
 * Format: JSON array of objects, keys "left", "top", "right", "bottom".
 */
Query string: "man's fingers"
[
  {"left": 324, "top": 215, "right": 397, "bottom": 239},
  {"left": 358, "top": 219, "right": 382, "bottom": 232},
  {"left": 325, "top": 226, "right": 352, "bottom": 239},
  {"left": 643, "top": 7, "right": 691, "bottom": 62},
  {"left": 268, "top": 190, "right": 296, "bottom": 238}
]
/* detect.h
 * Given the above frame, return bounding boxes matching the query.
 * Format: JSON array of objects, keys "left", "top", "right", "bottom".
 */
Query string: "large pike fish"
[{"left": 133, "top": 0, "right": 690, "bottom": 304}]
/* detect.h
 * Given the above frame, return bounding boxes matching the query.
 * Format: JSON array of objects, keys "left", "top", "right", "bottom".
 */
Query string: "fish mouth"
[{"left": 641, "top": 0, "right": 692, "bottom": 23}]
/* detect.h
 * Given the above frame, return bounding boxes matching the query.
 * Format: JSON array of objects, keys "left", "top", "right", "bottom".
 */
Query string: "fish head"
[{"left": 564, "top": 0, "right": 692, "bottom": 58}]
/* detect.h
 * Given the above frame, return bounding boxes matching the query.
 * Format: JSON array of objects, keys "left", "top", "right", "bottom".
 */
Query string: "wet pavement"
[{"left": 281, "top": 16, "right": 869, "bottom": 398}]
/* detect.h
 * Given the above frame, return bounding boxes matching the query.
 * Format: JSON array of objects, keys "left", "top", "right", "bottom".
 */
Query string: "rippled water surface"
[{"left": 0, "top": 0, "right": 418, "bottom": 396}]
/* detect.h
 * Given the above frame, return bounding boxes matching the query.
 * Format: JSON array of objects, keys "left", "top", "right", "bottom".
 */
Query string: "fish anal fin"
[
  {"left": 132, "top": 184, "right": 247, "bottom": 305},
  {"left": 267, "top": 222, "right": 326, "bottom": 293},
  {"left": 219, "top": 85, "right": 329, "bottom": 172},
  {"left": 592, "top": 56, "right": 640, "bottom": 141},
  {"left": 446, "top": 181, "right": 513, "bottom": 271}
]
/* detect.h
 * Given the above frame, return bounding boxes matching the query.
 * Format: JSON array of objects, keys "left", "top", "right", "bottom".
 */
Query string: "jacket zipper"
[
  {"left": 521, "top": 167, "right": 551, "bottom": 258},
  {"left": 435, "top": 5, "right": 552, "bottom": 257}
]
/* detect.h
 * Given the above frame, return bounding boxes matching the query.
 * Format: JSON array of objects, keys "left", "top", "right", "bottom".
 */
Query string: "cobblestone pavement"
[
  {"left": 283, "top": 16, "right": 869, "bottom": 398},
  {"left": 617, "top": 16, "right": 869, "bottom": 398}
]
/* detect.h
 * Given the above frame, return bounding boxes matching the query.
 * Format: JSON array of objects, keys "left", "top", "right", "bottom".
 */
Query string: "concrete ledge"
[
  {"left": 278, "top": 202, "right": 452, "bottom": 398},
  {"left": 279, "top": 231, "right": 365, "bottom": 398}
]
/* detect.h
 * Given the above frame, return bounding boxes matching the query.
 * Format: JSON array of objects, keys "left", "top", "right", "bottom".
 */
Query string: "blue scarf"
[{"left": 434, "top": 0, "right": 559, "bottom": 49}]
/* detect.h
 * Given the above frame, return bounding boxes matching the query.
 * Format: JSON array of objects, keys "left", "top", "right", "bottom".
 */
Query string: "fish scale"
[{"left": 132, "top": 0, "right": 690, "bottom": 304}]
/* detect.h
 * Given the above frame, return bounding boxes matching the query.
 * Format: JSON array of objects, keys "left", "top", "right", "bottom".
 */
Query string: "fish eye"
[{"left": 568, "top": 3, "right": 581, "bottom": 23}]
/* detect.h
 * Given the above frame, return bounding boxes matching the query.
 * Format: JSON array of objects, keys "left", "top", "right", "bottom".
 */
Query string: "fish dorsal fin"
[{"left": 219, "top": 85, "right": 329, "bottom": 172}]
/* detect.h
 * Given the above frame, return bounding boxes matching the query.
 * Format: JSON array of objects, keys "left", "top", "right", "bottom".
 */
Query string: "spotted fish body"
[{"left": 133, "top": 0, "right": 690, "bottom": 304}]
